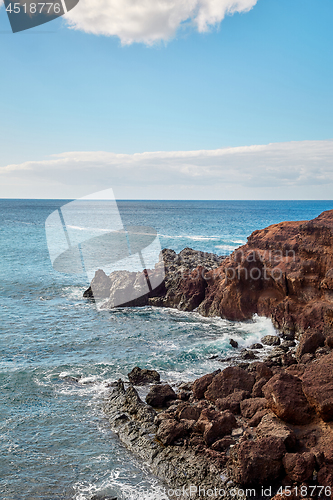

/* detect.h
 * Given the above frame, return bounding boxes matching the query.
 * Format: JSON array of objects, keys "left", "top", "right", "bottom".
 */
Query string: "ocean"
[{"left": 1, "top": 200, "right": 332, "bottom": 500}]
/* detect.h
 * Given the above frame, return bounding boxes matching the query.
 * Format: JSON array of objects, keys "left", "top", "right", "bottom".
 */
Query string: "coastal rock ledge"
[{"left": 85, "top": 209, "right": 333, "bottom": 341}]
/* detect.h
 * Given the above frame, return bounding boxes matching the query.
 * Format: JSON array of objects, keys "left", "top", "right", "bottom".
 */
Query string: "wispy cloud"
[
  {"left": 1, "top": 140, "right": 333, "bottom": 199},
  {"left": 64, "top": 0, "right": 258, "bottom": 45}
]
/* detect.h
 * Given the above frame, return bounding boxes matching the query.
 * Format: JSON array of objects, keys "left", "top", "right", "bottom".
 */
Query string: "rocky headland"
[{"left": 86, "top": 210, "right": 333, "bottom": 498}]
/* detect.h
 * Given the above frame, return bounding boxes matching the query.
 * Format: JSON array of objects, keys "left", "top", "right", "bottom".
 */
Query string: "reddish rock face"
[
  {"left": 145, "top": 384, "right": 176, "bottom": 408},
  {"left": 240, "top": 397, "right": 266, "bottom": 419},
  {"left": 283, "top": 452, "right": 316, "bottom": 482},
  {"left": 192, "top": 373, "right": 215, "bottom": 400},
  {"left": 262, "top": 372, "right": 313, "bottom": 425},
  {"left": 197, "top": 408, "right": 237, "bottom": 445},
  {"left": 302, "top": 352, "right": 333, "bottom": 421},
  {"left": 156, "top": 419, "right": 186, "bottom": 445},
  {"left": 229, "top": 436, "right": 286, "bottom": 485},
  {"left": 194, "top": 209, "right": 333, "bottom": 336},
  {"left": 204, "top": 367, "right": 255, "bottom": 402}
]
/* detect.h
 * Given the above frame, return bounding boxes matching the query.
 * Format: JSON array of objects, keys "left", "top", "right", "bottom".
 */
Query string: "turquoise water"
[{"left": 1, "top": 200, "right": 332, "bottom": 500}]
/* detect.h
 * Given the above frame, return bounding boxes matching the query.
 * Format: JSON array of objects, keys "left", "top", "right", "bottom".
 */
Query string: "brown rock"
[
  {"left": 176, "top": 403, "right": 201, "bottom": 421},
  {"left": 216, "top": 389, "right": 250, "bottom": 414},
  {"left": 262, "top": 372, "right": 313, "bottom": 424},
  {"left": 256, "top": 413, "right": 296, "bottom": 449},
  {"left": 248, "top": 408, "right": 269, "bottom": 427},
  {"left": 197, "top": 408, "right": 237, "bottom": 445},
  {"left": 302, "top": 352, "right": 333, "bottom": 421},
  {"left": 283, "top": 452, "right": 316, "bottom": 482},
  {"left": 128, "top": 366, "right": 160, "bottom": 385},
  {"left": 230, "top": 436, "right": 286, "bottom": 485},
  {"left": 317, "top": 465, "right": 333, "bottom": 490},
  {"left": 211, "top": 436, "right": 235, "bottom": 451},
  {"left": 325, "top": 335, "right": 333, "bottom": 348},
  {"left": 145, "top": 384, "right": 176, "bottom": 408},
  {"left": 156, "top": 419, "right": 187, "bottom": 445},
  {"left": 254, "top": 362, "right": 273, "bottom": 380},
  {"left": 240, "top": 398, "right": 266, "bottom": 419},
  {"left": 296, "top": 329, "right": 325, "bottom": 360},
  {"left": 261, "top": 335, "right": 281, "bottom": 346},
  {"left": 204, "top": 367, "right": 255, "bottom": 402},
  {"left": 252, "top": 377, "right": 269, "bottom": 397},
  {"left": 192, "top": 373, "right": 215, "bottom": 400}
]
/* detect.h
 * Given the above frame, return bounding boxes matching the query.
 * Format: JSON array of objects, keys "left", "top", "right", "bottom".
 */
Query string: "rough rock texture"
[
  {"left": 104, "top": 380, "right": 244, "bottom": 500},
  {"left": 204, "top": 367, "right": 255, "bottom": 402},
  {"left": 145, "top": 384, "right": 177, "bottom": 408},
  {"left": 228, "top": 436, "right": 286, "bottom": 485},
  {"left": 128, "top": 366, "right": 160, "bottom": 385},
  {"left": 302, "top": 351, "right": 333, "bottom": 421},
  {"left": 85, "top": 210, "right": 333, "bottom": 342},
  {"left": 262, "top": 372, "right": 313, "bottom": 425}
]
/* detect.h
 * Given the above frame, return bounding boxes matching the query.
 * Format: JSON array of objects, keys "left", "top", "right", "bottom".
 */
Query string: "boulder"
[
  {"left": 204, "top": 367, "right": 255, "bottom": 402},
  {"left": 145, "top": 384, "right": 177, "bottom": 408},
  {"left": 262, "top": 372, "right": 313, "bottom": 425},
  {"left": 302, "top": 352, "right": 333, "bottom": 421},
  {"left": 296, "top": 329, "right": 325, "bottom": 360},
  {"left": 211, "top": 436, "right": 235, "bottom": 451},
  {"left": 261, "top": 335, "right": 281, "bottom": 346},
  {"left": 256, "top": 413, "right": 296, "bottom": 450},
  {"left": 229, "top": 339, "right": 238, "bottom": 348},
  {"left": 248, "top": 409, "right": 269, "bottom": 427},
  {"left": 252, "top": 377, "right": 268, "bottom": 397},
  {"left": 196, "top": 408, "right": 237, "bottom": 445},
  {"left": 229, "top": 436, "right": 286, "bottom": 485},
  {"left": 156, "top": 419, "right": 187, "bottom": 445},
  {"left": 128, "top": 366, "right": 160, "bottom": 385},
  {"left": 283, "top": 452, "right": 316, "bottom": 482},
  {"left": 216, "top": 389, "right": 250, "bottom": 414},
  {"left": 240, "top": 398, "right": 266, "bottom": 419},
  {"left": 192, "top": 373, "right": 215, "bottom": 400},
  {"left": 176, "top": 403, "right": 201, "bottom": 421}
]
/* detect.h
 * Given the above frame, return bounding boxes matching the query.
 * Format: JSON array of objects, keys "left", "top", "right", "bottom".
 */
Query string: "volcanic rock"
[
  {"left": 302, "top": 352, "right": 333, "bottom": 421},
  {"left": 283, "top": 452, "right": 316, "bottom": 482},
  {"left": 204, "top": 367, "right": 255, "bottom": 402},
  {"left": 128, "top": 366, "right": 160, "bottom": 385},
  {"left": 262, "top": 372, "right": 313, "bottom": 425},
  {"left": 145, "top": 384, "right": 177, "bottom": 408}
]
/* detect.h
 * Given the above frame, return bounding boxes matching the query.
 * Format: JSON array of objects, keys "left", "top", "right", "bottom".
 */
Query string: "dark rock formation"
[
  {"left": 302, "top": 351, "right": 333, "bottom": 421},
  {"left": 145, "top": 384, "right": 177, "bottom": 408},
  {"left": 128, "top": 366, "right": 160, "bottom": 385}
]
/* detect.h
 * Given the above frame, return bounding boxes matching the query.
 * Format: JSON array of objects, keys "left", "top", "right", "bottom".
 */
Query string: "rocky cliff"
[{"left": 85, "top": 209, "right": 333, "bottom": 343}]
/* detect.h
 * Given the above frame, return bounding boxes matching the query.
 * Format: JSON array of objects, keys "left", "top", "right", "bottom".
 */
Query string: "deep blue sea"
[{"left": 1, "top": 200, "right": 332, "bottom": 500}]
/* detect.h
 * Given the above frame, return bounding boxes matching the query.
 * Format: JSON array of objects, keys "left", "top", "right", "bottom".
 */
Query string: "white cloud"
[
  {"left": 64, "top": 0, "right": 258, "bottom": 45},
  {"left": 1, "top": 140, "right": 333, "bottom": 199}
]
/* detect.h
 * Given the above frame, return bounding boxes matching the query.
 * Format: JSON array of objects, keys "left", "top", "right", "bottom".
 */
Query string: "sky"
[{"left": 0, "top": 0, "right": 333, "bottom": 199}]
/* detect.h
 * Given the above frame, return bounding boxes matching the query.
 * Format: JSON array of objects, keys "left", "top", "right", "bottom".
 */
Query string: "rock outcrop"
[{"left": 85, "top": 210, "right": 333, "bottom": 345}]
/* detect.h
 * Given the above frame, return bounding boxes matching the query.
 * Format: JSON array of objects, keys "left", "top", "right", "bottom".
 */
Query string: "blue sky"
[{"left": 0, "top": 0, "right": 333, "bottom": 199}]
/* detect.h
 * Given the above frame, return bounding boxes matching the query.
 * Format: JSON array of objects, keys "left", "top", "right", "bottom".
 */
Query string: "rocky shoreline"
[{"left": 85, "top": 210, "right": 333, "bottom": 499}]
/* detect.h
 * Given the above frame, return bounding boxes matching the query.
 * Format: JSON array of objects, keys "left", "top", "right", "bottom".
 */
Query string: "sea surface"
[{"left": 1, "top": 200, "right": 332, "bottom": 500}]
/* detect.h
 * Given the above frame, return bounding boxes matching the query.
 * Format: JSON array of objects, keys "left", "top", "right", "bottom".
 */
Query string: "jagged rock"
[
  {"left": 192, "top": 373, "right": 215, "bottom": 400},
  {"left": 156, "top": 419, "right": 187, "bottom": 445},
  {"left": 252, "top": 377, "right": 269, "bottom": 397},
  {"left": 256, "top": 413, "right": 296, "bottom": 450},
  {"left": 240, "top": 398, "right": 266, "bottom": 419},
  {"left": 261, "top": 335, "right": 281, "bottom": 346},
  {"left": 216, "top": 390, "right": 250, "bottom": 414},
  {"left": 229, "top": 339, "right": 238, "bottom": 348},
  {"left": 248, "top": 409, "right": 269, "bottom": 427},
  {"left": 83, "top": 269, "right": 111, "bottom": 298},
  {"left": 262, "top": 372, "right": 313, "bottom": 425},
  {"left": 196, "top": 408, "right": 237, "bottom": 446},
  {"left": 145, "top": 384, "right": 177, "bottom": 408},
  {"left": 176, "top": 402, "right": 201, "bottom": 421},
  {"left": 296, "top": 329, "right": 325, "bottom": 360},
  {"left": 283, "top": 452, "right": 316, "bottom": 482},
  {"left": 229, "top": 436, "right": 286, "bottom": 485},
  {"left": 128, "top": 366, "right": 160, "bottom": 385},
  {"left": 302, "top": 352, "right": 333, "bottom": 421},
  {"left": 240, "top": 349, "right": 258, "bottom": 360},
  {"left": 211, "top": 436, "right": 236, "bottom": 451},
  {"left": 250, "top": 343, "right": 263, "bottom": 349},
  {"left": 204, "top": 367, "right": 255, "bottom": 402}
]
